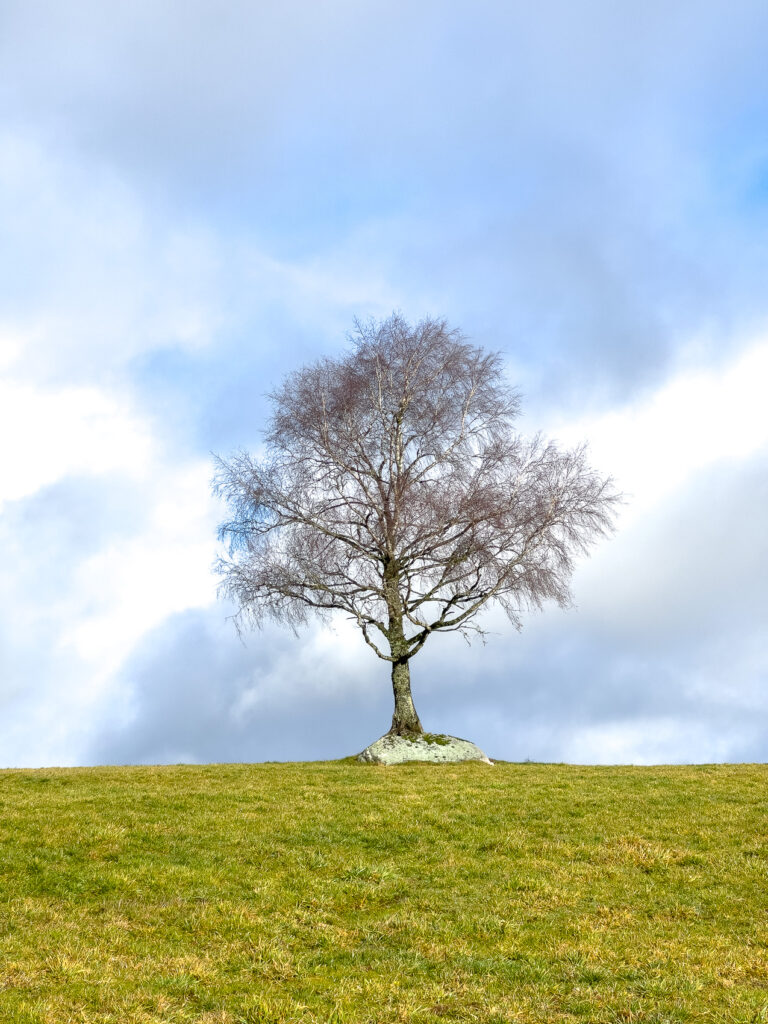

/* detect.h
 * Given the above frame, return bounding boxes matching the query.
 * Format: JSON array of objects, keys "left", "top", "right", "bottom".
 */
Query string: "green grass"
[{"left": 1, "top": 760, "right": 767, "bottom": 1023}]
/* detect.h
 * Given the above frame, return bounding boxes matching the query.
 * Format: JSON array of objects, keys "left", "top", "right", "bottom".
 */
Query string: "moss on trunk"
[{"left": 388, "top": 658, "right": 423, "bottom": 736}]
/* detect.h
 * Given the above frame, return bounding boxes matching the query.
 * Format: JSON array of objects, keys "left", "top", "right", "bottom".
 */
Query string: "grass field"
[{"left": 1, "top": 759, "right": 767, "bottom": 1023}]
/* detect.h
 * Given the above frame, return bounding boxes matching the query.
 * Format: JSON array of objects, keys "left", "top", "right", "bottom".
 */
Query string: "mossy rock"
[
  {"left": 355, "top": 732, "right": 493, "bottom": 766},
  {"left": 421, "top": 732, "right": 453, "bottom": 746}
]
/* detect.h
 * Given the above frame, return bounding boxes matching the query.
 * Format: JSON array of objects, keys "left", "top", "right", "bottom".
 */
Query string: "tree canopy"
[{"left": 213, "top": 314, "right": 620, "bottom": 736}]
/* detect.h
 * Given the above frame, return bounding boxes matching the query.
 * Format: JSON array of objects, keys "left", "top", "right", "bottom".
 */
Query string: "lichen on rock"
[{"left": 356, "top": 732, "right": 493, "bottom": 766}]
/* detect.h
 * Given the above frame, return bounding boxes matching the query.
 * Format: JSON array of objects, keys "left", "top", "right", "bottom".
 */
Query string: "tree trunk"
[
  {"left": 383, "top": 556, "right": 424, "bottom": 736},
  {"left": 389, "top": 657, "right": 423, "bottom": 736}
]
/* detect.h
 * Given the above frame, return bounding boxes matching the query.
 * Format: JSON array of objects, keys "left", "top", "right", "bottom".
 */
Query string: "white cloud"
[
  {"left": 65, "top": 460, "right": 219, "bottom": 679},
  {"left": 0, "top": 428, "right": 222, "bottom": 766},
  {"left": 0, "top": 327, "right": 24, "bottom": 371},
  {"left": 0, "top": 376, "right": 152, "bottom": 506},
  {"left": 0, "top": 132, "right": 227, "bottom": 383},
  {"left": 552, "top": 335, "right": 768, "bottom": 520},
  {"left": 559, "top": 718, "right": 742, "bottom": 765}
]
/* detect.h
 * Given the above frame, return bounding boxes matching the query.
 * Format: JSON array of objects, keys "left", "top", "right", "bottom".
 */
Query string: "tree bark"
[
  {"left": 383, "top": 556, "right": 424, "bottom": 736},
  {"left": 389, "top": 656, "right": 423, "bottom": 736}
]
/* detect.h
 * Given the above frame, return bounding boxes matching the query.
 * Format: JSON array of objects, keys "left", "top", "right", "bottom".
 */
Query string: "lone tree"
[{"left": 213, "top": 314, "right": 619, "bottom": 741}]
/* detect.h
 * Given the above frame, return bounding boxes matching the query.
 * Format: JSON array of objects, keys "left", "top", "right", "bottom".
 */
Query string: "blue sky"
[{"left": 1, "top": 0, "right": 767, "bottom": 767}]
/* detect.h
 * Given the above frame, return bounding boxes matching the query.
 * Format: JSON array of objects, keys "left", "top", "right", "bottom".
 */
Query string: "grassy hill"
[{"left": 1, "top": 760, "right": 766, "bottom": 1023}]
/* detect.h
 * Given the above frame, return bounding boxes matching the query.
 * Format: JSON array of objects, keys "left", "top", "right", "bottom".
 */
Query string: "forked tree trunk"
[{"left": 389, "top": 657, "right": 423, "bottom": 736}]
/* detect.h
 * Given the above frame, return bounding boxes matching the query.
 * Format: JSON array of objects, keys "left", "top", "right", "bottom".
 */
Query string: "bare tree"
[{"left": 213, "top": 314, "right": 620, "bottom": 738}]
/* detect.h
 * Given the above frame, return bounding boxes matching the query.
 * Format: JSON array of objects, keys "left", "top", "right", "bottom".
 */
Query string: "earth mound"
[{"left": 356, "top": 732, "right": 493, "bottom": 766}]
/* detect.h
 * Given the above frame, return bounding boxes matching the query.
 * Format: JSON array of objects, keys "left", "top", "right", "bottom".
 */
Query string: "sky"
[{"left": 1, "top": 0, "right": 767, "bottom": 768}]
